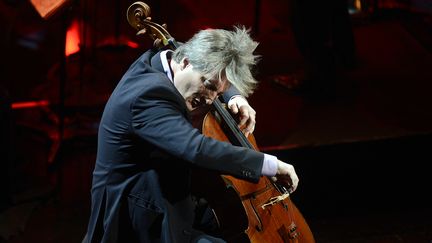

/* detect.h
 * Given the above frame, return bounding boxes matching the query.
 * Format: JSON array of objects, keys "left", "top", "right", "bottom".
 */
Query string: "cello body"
[{"left": 199, "top": 111, "right": 315, "bottom": 243}]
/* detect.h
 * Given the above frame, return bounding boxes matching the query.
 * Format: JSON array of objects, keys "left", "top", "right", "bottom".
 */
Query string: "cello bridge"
[{"left": 261, "top": 192, "right": 290, "bottom": 209}]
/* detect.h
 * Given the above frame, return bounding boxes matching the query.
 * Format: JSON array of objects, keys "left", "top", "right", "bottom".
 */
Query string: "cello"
[{"left": 127, "top": 2, "right": 315, "bottom": 242}]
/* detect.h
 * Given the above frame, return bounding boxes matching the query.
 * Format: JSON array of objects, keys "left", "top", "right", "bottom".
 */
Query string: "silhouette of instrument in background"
[{"left": 127, "top": 2, "right": 315, "bottom": 242}]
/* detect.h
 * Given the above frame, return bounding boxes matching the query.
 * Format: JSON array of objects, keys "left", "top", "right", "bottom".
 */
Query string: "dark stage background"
[{"left": 1, "top": 0, "right": 432, "bottom": 242}]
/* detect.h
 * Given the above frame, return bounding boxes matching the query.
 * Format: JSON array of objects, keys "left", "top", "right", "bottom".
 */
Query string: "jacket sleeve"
[
  {"left": 130, "top": 84, "right": 263, "bottom": 182},
  {"left": 221, "top": 85, "right": 241, "bottom": 102}
]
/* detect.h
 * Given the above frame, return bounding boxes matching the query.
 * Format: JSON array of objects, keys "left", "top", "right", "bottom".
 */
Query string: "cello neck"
[{"left": 212, "top": 99, "right": 253, "bottom": 149}]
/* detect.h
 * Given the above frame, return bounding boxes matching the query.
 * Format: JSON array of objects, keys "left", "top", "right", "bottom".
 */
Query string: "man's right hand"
[{"left": 274, "top": 161, "right": 299, "bottom": 194}]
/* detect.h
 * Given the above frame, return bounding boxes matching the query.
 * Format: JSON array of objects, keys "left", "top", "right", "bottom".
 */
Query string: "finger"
[
  {"left": 238, "top": 106, "right": 249, "bottom": 127},
  {"left": 229, "top": 103, "right": 239, "bottom": 114},
  {"left": 244, "top": 125, "right": 254, "bottom": 137},
  {"left": 290, "top": 175, "right": 299, "bottom": 192},
  {"left": 244, "top": 114, "right": 256, "bottom": 135},
  {"left": 244, "top": 117, "right": 255, "bottom": 134},
  {"left": 288, "top": 186, "right": 295, "bottom": 194}
]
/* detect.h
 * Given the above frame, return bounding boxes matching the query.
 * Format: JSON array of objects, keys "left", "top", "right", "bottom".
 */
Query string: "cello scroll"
[{"left": 126, "top": 1, "right": 178, "bottom": 49}]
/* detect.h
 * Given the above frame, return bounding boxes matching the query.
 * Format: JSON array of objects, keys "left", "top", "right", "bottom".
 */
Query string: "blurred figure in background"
[{"left": 274, "top": 0, "right": 358, "bottom": 99}]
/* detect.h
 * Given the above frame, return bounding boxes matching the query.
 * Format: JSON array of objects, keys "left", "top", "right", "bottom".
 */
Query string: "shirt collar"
[{"left": 160, "top": 50, "right": 174, "bottom": 83}]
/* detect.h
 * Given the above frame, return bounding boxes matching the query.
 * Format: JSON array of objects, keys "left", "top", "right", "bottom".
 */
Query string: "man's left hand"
[{"left": 228, "top": 96, "right": 256, "bottom": 137}]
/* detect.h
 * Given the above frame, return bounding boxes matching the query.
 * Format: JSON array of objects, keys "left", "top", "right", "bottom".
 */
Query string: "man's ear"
[{"left": 181, "top": 58, "right": 190, "bottom": 70}]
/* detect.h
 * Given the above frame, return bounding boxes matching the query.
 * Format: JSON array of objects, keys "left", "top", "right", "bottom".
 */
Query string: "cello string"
[
  {"left": 212, "top": 99, "right": 253, "bottom": 149},
  {"left": 213, "top": 99, "right": 291, "bottom": 195}
]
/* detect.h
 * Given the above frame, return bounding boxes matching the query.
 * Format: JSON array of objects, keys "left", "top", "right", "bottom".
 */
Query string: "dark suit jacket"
[{"left": 84, "top": 49, "right": 264, "bottom": 243}]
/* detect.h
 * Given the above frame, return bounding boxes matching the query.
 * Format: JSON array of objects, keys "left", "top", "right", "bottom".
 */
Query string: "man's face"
[{"left": 174, "top": 62, "right": 230, "bottom": 111}]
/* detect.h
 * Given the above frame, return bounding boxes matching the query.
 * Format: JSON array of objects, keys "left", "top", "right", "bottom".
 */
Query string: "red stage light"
[
  {"left": 65, "top": 19, "right": 80, "bottom": 57},
  {"left": 11, "top": 100, "right": 50, "bottom": 109}
]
